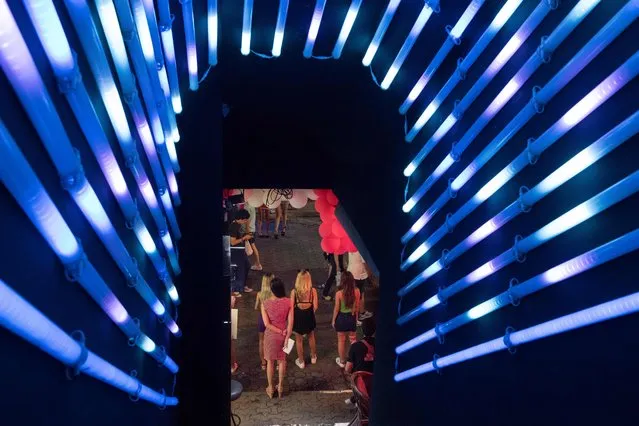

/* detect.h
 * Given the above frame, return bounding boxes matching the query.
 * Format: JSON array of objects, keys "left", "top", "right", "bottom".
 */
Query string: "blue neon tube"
[
  {"left": 18, "top": 0, "right": 181, "bottom": 330},
  {"left": 0, "top": 122, "right": 178, "bottom": 372},
  {"left": 397, "top": 228, "right": 639, "bottom": 354},
  {"left": 396, "top": 288, "right": 639, "bottom": 381},
  {"left": 158, "top": 0, "right": 183, "bottom": 114},
  {"left": 112, "top": 0, "right": 182, "bottom": 208},
  {"left": 138, "top": 0, "right": 173, "bottom": 118},
  {"left": 208, "top": 0, "right": 218, "bottom": 64},
  {"left": 181, "top": 0, "right": 198, "bottom": 90},
  {"left": 241, "top": 0, "right": 253, "bottom": 56},
  {"left": 332, "top": 0, "right": 362, "bottom": 59},
  {"left": 272, "top": 0, "right": 289, "bottom": 57},
  {"left": 380, "top": 0, "right": 438, "bottom": 90},
  {"left": 166, "top": 136, "right": 180, "bottom": 172},
  {"left": 95, "top": 1, "right": 173, "bottom": 191},
  {"left": 404, "top": 0, "right": 600, "bottom": 207},
  {"left": 110, "top": 6, "right": 163, "bottom": 147},
  {"left": 304, "top": 0, "right": 328, "bottom": 58},
  {"left": 35, "top": 0, "right": 180, "bottom": 298},
  {"left": 403, "top": 0, "right": 557, "bottom": 176},
  {"left": 62, "top": 0, "right": 181, "bottom": 276},
  {"left": 362, "top": 0, "right": 401, "bottom": 66},
  {"left": 400, "top": 110, "right": 639, "bottom": 295},
  {"left": 398, "top": 0, "right": 485, "bottom": 106},
  {"left": 403, "top": 46, "right": 639, "bottom": 266},
  {"left": 401, "top": 0, "right": 523, "bottom": 116},
  {"left": 402, "top": 2, "right": 635, "bottom": 241},
  {"left": 398, "top": 169, "right": 639, "bottom": 324},
  {"left": 129, "top": 0, "right": 175, "bottom": 141},
  {"left": 96, "top": 0, "right": 182, "bottom": 241},
  {"left": 0, "top": 279, "right": 179, "bottom": 406}
]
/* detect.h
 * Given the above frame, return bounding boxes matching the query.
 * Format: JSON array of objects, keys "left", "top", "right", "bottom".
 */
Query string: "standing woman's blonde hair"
[
  {"left": 256, "top": 273, "right": 274, "bottom": 311},
  {"left": 294, "top": 270, "right": 312, "bottom": 300}
]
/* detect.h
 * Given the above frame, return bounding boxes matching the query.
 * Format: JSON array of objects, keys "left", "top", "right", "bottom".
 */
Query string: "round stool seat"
[{"left": 231, "top": 380, "right": 243, "bottom": 402}]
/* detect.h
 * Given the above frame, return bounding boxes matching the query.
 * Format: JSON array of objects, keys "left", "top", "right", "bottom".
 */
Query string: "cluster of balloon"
[
  {"left": 242, "top": 189, "right": 315, "bottom": 209},
  {"left": 315, "top": 190, "right": 357, "bottom": 254}
]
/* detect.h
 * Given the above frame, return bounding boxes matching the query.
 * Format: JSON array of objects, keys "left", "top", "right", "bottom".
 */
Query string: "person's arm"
[
  {"left": 332, "top": 291, "right": 341, "bottom": 328},
  {"left": 261, "top": 303, "right": 287, "bottom": 336},
  {"left": 254, "top": 293, "right": 260, "bottom": 310},
  {"left": 230, "top": 234, "right": 251, "bottom": 246},
  {"left": 312, "top": 288, "right": 319, "bottom": 312},
  {"left": 285, "top": 305, "right": 294, "bottom": 342},
  {"left": 290, "top": 290, "right": 296, "bottom": 310},
  {"left": 345, "top": 361, "right": 354, "bottom": 374},
  {"left": 354, "top": 288, "right": 361, "bottom": 317}
]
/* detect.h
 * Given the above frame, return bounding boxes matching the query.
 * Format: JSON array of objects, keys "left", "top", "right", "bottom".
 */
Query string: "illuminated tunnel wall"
[{"left": 0, "top": 0, "right": 638, "bottom": 425}]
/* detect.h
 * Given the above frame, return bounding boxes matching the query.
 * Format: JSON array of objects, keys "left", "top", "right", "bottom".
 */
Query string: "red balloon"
[
  {"left": 336, "top": 237, "right": 350, "bottom": 254},
  {"left": 319, "top": 220, "right": 335, "bottom": 238},
  {"left": 332, "top": 221, "right": 347, "bottom": 238},
  {"left": 326, "top": 190, "right": 339, "bottom": 206},
  {"left": 314, "top": 189, "right": 328, "bottom": 198},
  {"left": 315, "top": 196, "right": 330, "bottom": 213},
  {"left": 321, "top": 237, "right": 341, "bottom": 253},
  {"left": 319, "top": 205, "right": 335, "bottom": 222}
]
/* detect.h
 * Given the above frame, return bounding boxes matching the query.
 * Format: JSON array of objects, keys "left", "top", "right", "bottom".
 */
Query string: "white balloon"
[
  {"left": 247, "top": 189, "right": 264, "bottom": 207},
  {"left": 306, "top": 189, "right": 319, "bottom": 200},
  {"left": 262, "top": 189, "right": 282, "bottom": 209},
  {"left": 289, "top": 190, "right": 308, "bottom": 209}
]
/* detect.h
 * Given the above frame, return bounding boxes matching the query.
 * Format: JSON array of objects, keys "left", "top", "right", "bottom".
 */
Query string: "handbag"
[{"left": 245, "top": 240, "right": 254, "bottom": 256}]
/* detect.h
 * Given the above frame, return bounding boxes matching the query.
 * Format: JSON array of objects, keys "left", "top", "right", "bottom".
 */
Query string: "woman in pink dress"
[{"left": 261, "top": 277, "right": 293, "bottom": 398}]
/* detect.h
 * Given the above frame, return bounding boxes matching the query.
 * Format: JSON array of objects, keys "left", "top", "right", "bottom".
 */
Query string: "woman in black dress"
[{"left": 290, "top": 270, "right": 318, "bottom": 369}]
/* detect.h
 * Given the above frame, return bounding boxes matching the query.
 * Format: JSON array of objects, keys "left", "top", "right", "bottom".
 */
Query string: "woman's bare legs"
[
  {"left": 231, "top": 339, "right": 238, "bottom": 373},
  {"left": 309, "top": 331, "right": 317, "bottom": 359},
  {"left": 281, "top": 202, "right": 289, "bottom": 235},
  {"left": 259, "top": 332, "right": 265, "bottom": 366},
  {"left": 337, "top": 332, "right": 347, "bottom": 363},
  {"left": 266, "top": 360, "right": 275, "bottom": 397},
  {"left": 295, "top": 334, "right": 305, "bottom": 364},
  {"left": 274, "top": 205, "right": 282, "bottom": 237},
  {"left": 256, "top": 208, "right": 263, "bottom": 236},
  {"left": 277, "top": 359, "right": 287, "bottom": 397},
  {"left": 251, "top": 242, "right": 262, "bottom": 269}
]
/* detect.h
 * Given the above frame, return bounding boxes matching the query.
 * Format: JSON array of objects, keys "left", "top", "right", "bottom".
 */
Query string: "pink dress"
[{"left": 263, "top": 297, "right": 291, "bottom": 361}]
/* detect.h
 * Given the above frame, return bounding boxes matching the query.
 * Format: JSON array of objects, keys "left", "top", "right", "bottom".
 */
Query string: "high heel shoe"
[
  {"left": 266, "top": 386, "right": 274, "bottom": 399},
  {"left": 277, "top": 384, "right": 284, "bottom": 399}
]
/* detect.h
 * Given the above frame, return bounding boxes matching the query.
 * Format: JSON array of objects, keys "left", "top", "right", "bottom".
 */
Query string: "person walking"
[
  {"left": 244, "top": 204, "right": 263, "bottom": 271},
  {"left": 290, "top": 270, "right": 318, "bottom": 369},
  {"left": 229, "top": 210, "right": 253, "bottom": 296},
  {"left": 332, "top": 271, "right": 360, "bottom": 368},
  {"left": 255, "top": 273, "right": 275, "bottom": 370},
  {"left": 261, "top": 277, "right": 294, "bottom": 399},
  {"left": 348, "top": 251, "right": 373, "bottom": 321},
  {"left": 274, "top": 201, "right": 289, "bottom": 237},
  {"left": 322, "top": 253, "right": 345, "bottom": 301}
]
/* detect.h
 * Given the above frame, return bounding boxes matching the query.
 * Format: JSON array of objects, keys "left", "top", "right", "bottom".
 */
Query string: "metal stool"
[{"left": 231, "top": 379, "right": 243, "bottom": 426}]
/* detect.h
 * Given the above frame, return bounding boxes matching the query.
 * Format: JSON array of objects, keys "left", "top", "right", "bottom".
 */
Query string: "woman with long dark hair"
[
  {"left": 331, "top": 271, "right": 360, "bottom": 368},
  {"left": 261, "top": 277, "right": 294, "bottom": 398}
]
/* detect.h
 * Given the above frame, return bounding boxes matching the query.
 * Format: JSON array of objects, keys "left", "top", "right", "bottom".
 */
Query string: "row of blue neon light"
[
  {"left": 0, "top": 0, "right": 182, "bottom": 369},
  {"left": 0, "top": 278, "right": 178, "bottom": 406}
]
